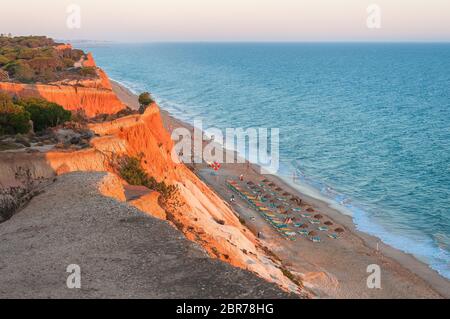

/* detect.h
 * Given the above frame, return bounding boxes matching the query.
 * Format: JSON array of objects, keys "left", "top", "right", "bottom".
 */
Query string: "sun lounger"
[
  {"left": 298, "top": 230, "right": 309, "bottom": 236},
  {"left": 285, "top": 232, "right": 297, "bottom": 237},
  {"left": 310, "top": 220, "right": 321, "bottom": 224},
  {"left": 328, "top": 234, "right": 339, "bottom": 239},
  {"left": 311, "top": 236, "right": 321, "bottom": 243},
  {"left": 318, "top": 226, "right": 329, "bottom": 231}
]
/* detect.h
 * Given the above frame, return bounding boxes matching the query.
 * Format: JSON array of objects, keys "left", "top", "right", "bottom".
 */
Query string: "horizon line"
[{"left": 60, "top": 39, "right": 450, "bottom": 45}]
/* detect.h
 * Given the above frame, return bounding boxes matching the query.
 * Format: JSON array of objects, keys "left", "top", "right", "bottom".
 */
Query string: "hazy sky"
[{"left": 1, "top": 0, "right": 449, "bottom": 42}]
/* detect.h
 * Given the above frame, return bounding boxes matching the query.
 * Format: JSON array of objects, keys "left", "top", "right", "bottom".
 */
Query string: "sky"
[{"left": 1, "top": 0, "right": 449, "bottom": 42}]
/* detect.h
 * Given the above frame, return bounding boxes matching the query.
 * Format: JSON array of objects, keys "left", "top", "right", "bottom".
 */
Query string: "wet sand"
[{"left": 111, "top": 80, "right": 450, "bottom": 298}]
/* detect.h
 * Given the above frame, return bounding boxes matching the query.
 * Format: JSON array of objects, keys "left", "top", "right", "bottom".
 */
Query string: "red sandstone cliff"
[
  {"left": 0, "top": 105, "right": 301, "bottom": 293},
  {"left": 0, "top": 47, "right": 125, "bottom": 117},
  {"left": 0, "top": 81, "right": 125, "bottom": 117}
]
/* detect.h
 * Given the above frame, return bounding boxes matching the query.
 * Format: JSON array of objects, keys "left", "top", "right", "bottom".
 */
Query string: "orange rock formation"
[
  {"left": 0, "top": 50, "right": 302, "bottom": 294},
  {"left": 0, "top": 81, "right": 125, "bottom": 117}
]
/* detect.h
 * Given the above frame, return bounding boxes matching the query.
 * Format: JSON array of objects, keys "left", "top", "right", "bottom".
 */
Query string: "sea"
[{"left": 79, "top": 42, "right": 450, "bottom": 279}]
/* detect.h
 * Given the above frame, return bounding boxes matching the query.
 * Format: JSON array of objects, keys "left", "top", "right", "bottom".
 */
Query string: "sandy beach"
[{"left": 112, "top": 80, "right": 450, "bottom": 299}]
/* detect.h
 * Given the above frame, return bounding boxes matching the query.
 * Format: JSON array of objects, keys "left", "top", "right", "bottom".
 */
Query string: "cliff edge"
[{"left": 0, "top": 172, "right": 293, "bottom": 299}]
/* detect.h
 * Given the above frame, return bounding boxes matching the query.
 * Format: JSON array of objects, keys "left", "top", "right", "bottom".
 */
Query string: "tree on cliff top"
[
  {"left": 17, "top": 98, "right": 71, "bottom": 132},
  {"left": 0, "top": 93, "right": 31, "bottom": 135},
  {"left": 138, "top": 92, "right": 155, "bottom": 114}
]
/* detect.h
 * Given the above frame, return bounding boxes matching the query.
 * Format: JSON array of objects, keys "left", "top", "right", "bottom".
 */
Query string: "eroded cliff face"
[
  {"left": 0, "top": 105, "right": 302, "bottom": 294},
  {"left": 0, "top": 47, "right": 124, "bottom": 117},
  {"left": 0, "top": 80, "right": 125, "bottom": 117}
]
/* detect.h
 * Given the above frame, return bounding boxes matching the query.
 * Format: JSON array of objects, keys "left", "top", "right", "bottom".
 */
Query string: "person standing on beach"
[{"left": 240, "top": 174, "right": 244, "bottom": 181}]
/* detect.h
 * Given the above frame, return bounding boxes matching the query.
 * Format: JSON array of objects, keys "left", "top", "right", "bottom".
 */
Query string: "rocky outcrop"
[
  {"left": 82, "top": 53, "right": 97, "bottom": 68},
  {"left": 0, "top": 81, "right": 125, "bottom": 117}
]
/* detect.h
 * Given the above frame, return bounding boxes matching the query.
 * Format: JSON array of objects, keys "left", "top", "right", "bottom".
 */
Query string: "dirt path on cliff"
[{"left": 0, "top": 172, "right": 294, "bottom": 299}]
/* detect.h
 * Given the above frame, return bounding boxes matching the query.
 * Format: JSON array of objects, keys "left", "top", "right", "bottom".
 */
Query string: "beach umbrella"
[
  {"left": 335, "top": 227, "right": 345, "bottom": 233},
  {"left": 324, "top": 221, "right": 333, "bottom": 226},
  {"left": 211, "top": 161, "right": 221, "bottom": 171},
  {"left": 283, "top": 192, "right": 291, "bottom": 196},
  {"left": 308, "top": 231, "right": 318, "bottom": 237},
  {"left": 299, "top": 224, "right": 309, "bottom": 229},
  {"left": 269, "top": 183, "right": 276, "bottom": 187},
  {"left": 306, "top": 207, "right": 315, "bottom": 212},
  {"left": 275, "top": 187, "right": 283, "bottom": 191},
  {"left": 314, "top": 214, "right": 323, "bottom": 219},
  {"left": 247, "top": 181, "right": 255, "bottom": 185},
  {"left": 262, "top": 179, "right": 269, "bottom": 183}
]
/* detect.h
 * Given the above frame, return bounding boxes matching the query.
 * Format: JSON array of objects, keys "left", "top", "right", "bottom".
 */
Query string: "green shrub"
[
  {"left": 79, "top": 66, "right": 97, "bottom": 77},
  {"left": 138, "top": 92, "right": 154, "bottom": 107},
  {"left": 0, "top": 93, "right": 31, "bottom": 135},
  {"left": 118, "top": 155, "right": 177, "bottom": 200},
  {"left": 18, "top": 98, "right": 71, "bottom": 131},
  {"left": 62, "top": 58, "right": 75, "bottom": 68},
  {"left": 28, "top": 57, "right": 62, "bottom": 75},
  {"left": 17, "top": 48, "right": 35, "bottom": 60},
  {"left": 5, "top": 61, "right": 34, "bottom": 83},
  {"left": 69, "top": 49, "right": 84, "bottom": 61},
  {"left": 0, "top": 55, "right": 9, "bottom": 66}
]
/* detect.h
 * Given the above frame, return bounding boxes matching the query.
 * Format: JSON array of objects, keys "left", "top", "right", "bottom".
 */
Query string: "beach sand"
[{"left": 112, "top": 80, "right": 450, "bottom": 299}]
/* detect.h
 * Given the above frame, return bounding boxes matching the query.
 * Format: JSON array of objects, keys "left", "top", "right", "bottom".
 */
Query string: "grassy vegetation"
[
  {"left": 118, "top": 155, "right": 177, "bottom": 200},
  {"left": 0, "top": 35, "right": 90, "bottom": 83},
  {"left": 280, "top": 266, "right": 303, "bottom": 288}
]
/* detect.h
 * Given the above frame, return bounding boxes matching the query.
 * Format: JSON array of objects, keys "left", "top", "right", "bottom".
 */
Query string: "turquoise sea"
[{"left": 80, "top": 43, "right": 450, "bottom": 279}]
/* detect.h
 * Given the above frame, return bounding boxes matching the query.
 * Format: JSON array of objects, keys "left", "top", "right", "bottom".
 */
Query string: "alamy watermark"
[
  {"left": 66, "top": 264, "right": 81, "bottom": 289},
  {"left": 366, "top": 4, "right": 382, "bottom": 29},
  {"left": 66, "top": 4, "right": 81, "bottom": 29},
  {"left": 171, "top": 119, "right": 280, "bottom": 174},
  {"left": 366, "top": 264, "right": 381, "bottom": 289}
]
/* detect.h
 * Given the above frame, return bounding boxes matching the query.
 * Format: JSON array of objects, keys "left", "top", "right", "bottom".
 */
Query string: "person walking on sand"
[
  {"left": 230, "top": 194, "right": 235, "bottom": 203},
  {"left": 239, "top": 174, "right": 244, "bottom": 182}
]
